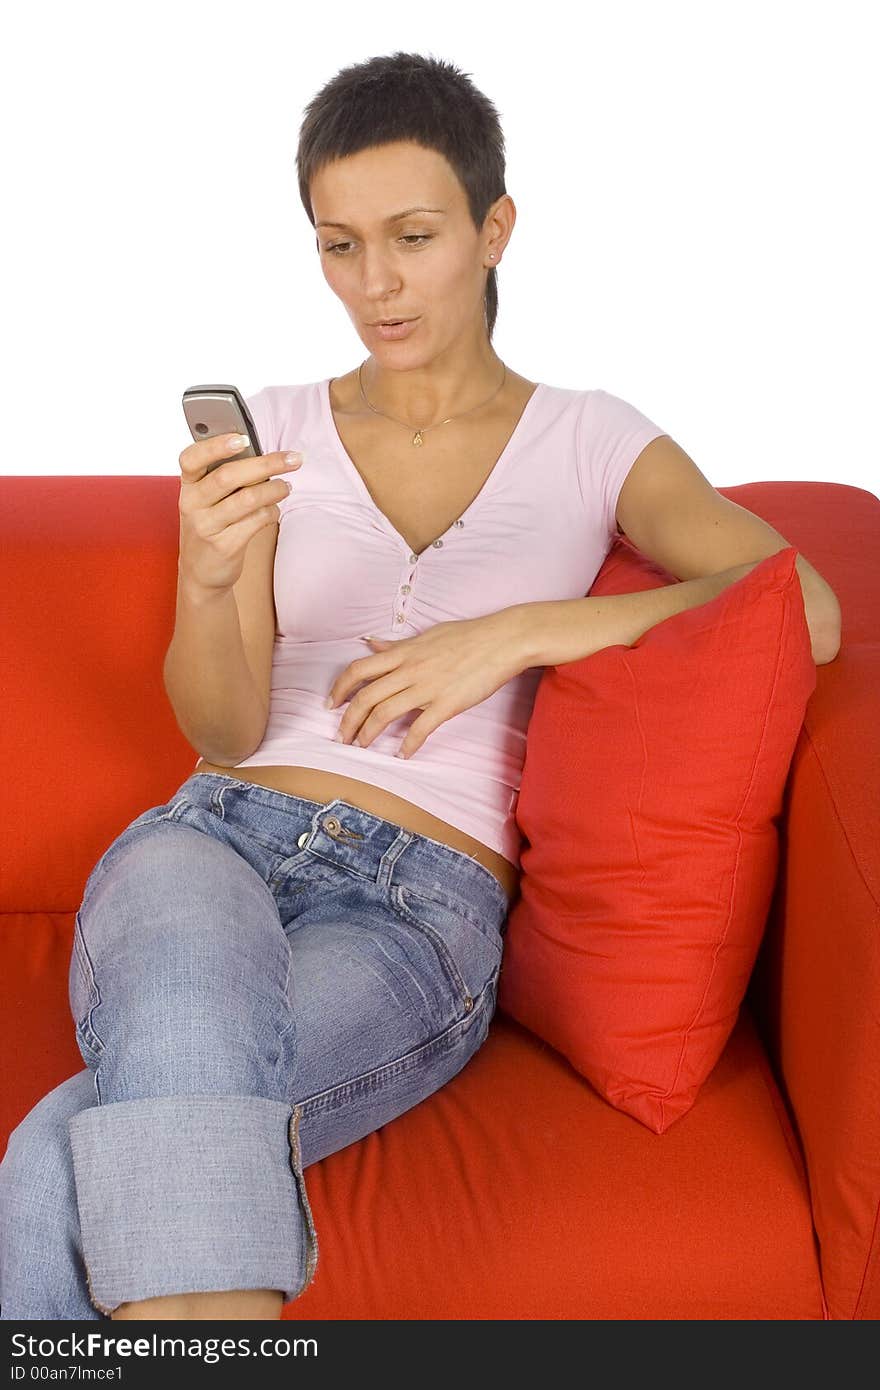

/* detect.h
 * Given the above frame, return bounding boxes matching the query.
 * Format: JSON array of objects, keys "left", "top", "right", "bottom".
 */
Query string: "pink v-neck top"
[{"left": 221, "top": 377, "right": 667, "bottom": 866}]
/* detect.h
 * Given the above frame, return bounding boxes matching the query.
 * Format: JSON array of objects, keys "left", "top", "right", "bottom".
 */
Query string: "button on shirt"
[{"left": 227, "top": 377, "right": 668, "bottom": 867}]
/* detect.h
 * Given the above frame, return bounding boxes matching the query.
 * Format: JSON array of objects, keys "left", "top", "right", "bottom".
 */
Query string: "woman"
[{"left": 0, "top": 51, "right": 666, "bottom": 1321}]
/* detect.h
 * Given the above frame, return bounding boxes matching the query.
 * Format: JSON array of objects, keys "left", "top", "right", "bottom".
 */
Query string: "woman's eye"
[{"left": 325, "top": 235, "right": 433, "bottom": 255}]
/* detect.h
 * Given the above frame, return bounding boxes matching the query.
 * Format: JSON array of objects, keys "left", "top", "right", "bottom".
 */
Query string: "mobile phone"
[{"left": 181, "top": 384, "right": 264, "bottom": 478}]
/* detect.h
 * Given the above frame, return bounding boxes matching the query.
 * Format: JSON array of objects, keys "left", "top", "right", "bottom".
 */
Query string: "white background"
[{"left": 3, "top": 0, "right": 877, "bottom": 497}]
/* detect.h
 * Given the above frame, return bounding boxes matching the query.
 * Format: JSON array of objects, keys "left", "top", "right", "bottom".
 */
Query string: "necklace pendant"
[{"left": 412, "top": 430, "right": 423, "bottom": 447}]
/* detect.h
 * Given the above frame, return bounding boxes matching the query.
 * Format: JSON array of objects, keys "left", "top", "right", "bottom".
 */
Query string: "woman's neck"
[{"left": 359, "top": 352, "right": 507, "bottom": 428}]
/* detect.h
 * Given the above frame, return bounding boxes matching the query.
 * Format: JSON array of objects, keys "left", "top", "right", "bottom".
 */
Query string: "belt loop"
[{"left": 377, "top": 828, "right": 413, "bottom": 891}]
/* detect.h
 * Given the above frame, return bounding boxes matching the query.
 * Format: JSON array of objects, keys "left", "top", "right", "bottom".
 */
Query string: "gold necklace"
[{"left": 357, "top": 358, "right": 508, "bottom": 447}]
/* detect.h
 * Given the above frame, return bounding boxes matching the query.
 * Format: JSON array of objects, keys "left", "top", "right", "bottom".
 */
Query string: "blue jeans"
[{"left": 0, "top": 772, "right": 509, "bottom": 1320}]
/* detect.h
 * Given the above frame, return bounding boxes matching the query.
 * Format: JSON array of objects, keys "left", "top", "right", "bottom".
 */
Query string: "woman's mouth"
[{"left": 370, "top": 318, "right": 421, "bottom": 340}]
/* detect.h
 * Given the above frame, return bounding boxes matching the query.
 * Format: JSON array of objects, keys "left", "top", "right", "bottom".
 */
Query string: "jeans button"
[{"left": 297, "top": 832, "right": 309, "bottom": 848}]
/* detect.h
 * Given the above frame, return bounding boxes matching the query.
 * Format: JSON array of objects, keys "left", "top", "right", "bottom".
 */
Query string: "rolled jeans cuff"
[{"left": 67, "top": 1094, "right": 318, "bottom": 1315}]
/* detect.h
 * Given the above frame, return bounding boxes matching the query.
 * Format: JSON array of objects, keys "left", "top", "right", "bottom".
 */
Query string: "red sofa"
[{"left": 2, "top": 472, "right": 878, "bottom": 1320}]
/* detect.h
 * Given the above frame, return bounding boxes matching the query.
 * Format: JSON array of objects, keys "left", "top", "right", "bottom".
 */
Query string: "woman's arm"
[{"left": 505, "top": 557, "right": 840, "bottom": 669}]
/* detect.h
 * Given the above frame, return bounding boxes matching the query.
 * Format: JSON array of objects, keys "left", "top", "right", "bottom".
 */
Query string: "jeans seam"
[
  {"left": 273, "top": 944, "right": 297, "bottom": 1097},
  {"left": 288, "top": 1105, "right": 319, "bottom": 1295},
  {"left": 72, "top": 913, "right": 106, "bottom": 1060},
  {"left": 81, "top": 1256, "right": 116, "bottom": 1317}
]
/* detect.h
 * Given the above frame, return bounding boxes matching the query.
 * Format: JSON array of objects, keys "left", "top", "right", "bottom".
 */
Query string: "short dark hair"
[{"left": 296, "top": 51, "right": 508, "bottom": 341}]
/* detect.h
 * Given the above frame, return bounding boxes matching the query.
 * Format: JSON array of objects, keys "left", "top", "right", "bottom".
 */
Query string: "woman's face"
[{"left": 310, "top": 140, "right": 513, "bottom": 360}]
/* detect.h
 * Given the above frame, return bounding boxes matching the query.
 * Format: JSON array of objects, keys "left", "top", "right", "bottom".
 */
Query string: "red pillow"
[{"left": 499, "top": 545, "right": 817, "bottom": 1133}]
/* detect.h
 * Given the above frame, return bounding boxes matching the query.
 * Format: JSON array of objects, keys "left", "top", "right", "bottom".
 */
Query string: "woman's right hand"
[{"left": 177, "top": 432, "right": 304, "bottom": 593}]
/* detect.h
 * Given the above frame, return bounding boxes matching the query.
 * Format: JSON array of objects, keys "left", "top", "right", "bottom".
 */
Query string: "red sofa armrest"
[{"left": 742, "top": 480, "right": 880, "bottom": 1321}]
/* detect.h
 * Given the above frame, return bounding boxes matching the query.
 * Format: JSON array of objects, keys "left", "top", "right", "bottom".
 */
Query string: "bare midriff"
[{"left": 190, "top": 760, "right": 521, "bottom": 907}]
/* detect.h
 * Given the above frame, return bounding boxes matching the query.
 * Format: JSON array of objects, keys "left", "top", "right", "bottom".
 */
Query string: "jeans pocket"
[{"left": 389, "top": 882, "right": 503, "bottom": 1018}]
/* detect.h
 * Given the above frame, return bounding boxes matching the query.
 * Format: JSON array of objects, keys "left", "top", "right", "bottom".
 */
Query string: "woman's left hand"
[{"left": 326, "top": 609, "right": 529, "bottom": 759}]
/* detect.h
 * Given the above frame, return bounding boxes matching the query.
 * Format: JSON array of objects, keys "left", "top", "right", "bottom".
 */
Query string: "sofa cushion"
[
  {"left": 283, "top": 1006, "right": 822, "bottom": 1319},
  {"left": 499, "top": 545, "right": 817, "bottom": 1133},
  {"left": 1, "top": 913, "right": 823, "bottom": 1320}
]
